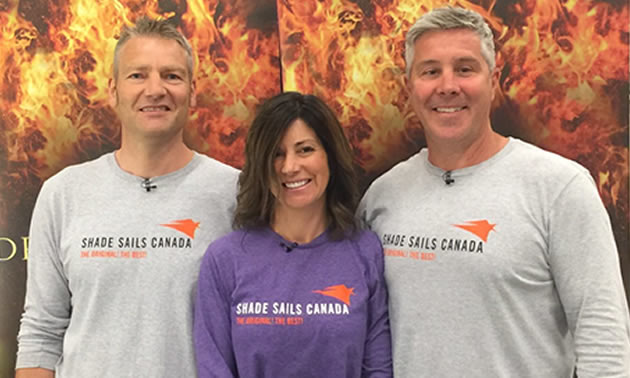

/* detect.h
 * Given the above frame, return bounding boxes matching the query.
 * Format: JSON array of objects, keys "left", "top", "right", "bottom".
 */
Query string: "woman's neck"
[{"left": 271, "top": 207, "right": 328, "bottom": 244}]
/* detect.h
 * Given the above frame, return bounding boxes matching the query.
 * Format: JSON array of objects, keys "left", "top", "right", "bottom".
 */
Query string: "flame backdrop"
[{"left": 0, "top": 0, "right": 628, "bottom": 375}]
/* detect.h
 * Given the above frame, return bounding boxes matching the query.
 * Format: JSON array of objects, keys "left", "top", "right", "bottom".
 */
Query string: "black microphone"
[
  {"left": 442, "top": 171, "right": 455, "bottom": 185},
  {"left": 281, "top": 242, "right": 299, "bottom": 253},
  {"left": 141, "top": 178, "right": 157, "bottom": 192}
]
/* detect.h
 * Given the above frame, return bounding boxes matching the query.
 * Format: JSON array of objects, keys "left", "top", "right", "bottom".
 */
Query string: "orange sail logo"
[
  {"left": 453, "top": 220, "right": 496, "bottom": 242},
  {"left": 313, "top": 284, "right": 355, "bottom": 306},
  {"left": 160, "top": 219, "right": 200, "bottom": 239}
]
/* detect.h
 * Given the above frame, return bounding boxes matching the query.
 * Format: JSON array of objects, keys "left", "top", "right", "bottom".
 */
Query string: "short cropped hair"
[
  {"left": 113, "top": 16, "right": 193, "bottom": 80},
  {"left": 405, "top": 6, "right": 496, "bottom": 77},
  {"left": 234, "top": 92, "right": 359, "bottom": 239}
]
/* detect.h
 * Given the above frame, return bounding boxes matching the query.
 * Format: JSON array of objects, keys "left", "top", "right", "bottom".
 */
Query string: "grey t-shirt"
[
  {"left": 17, "top": 152, "right": 239, "bottom": 377},
  {"left": 359, "top": 138, "right": 630, "bottom": 377}
]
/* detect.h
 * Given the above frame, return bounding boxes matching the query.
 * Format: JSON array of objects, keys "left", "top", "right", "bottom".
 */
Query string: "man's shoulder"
[
  {"left": 44, "top": 153, "right": 113, "bottom": 187},
  {"left": 194, "top": 153, "right": 240, "bottom": 177},
  {"left": 368, "top": 150, "right": 425, "bottom": 189},
  {"left": 508, "top": 138, "right": 590, "bottom": 178},
  {"left": 189, "top": 153, "right": 240, "bottom": 198}
]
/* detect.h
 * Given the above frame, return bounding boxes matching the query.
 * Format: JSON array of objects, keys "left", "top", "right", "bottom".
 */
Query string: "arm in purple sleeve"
[
  {"left": 194, "top": 244, "right": 238, "bottom": 378},
  {"left": 361, "top": 232, "right": 393, "bottom": 377}
]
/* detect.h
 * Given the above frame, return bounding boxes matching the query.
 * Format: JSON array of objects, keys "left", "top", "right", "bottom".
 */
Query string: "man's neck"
[
  {"left": 427, "top": 130, "right": 508, "bottom": 171},
  {"left": 115, "top": 139, "right": 194, "bottom": 178}
]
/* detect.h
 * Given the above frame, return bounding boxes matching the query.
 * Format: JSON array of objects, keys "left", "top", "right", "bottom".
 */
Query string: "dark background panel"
[
  {"left": 0, "top": 1, "right": 281, "bottom": 376},
  {"left": 1, "top": 0, "right": 628, "bottom": 377}
]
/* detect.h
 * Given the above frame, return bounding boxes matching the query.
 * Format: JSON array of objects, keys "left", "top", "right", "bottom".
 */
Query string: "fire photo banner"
[{"left": 0, "top": 0, "right": 628, "bottom": 376}]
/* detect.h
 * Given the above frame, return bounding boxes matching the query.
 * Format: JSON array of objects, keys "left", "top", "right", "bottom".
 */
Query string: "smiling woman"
[
  {"left": 193, "top": 92, "right": 393, "bottom": 378},
  {"left": 270, "top": 118, "right": 330, "bottom": 235},
  {"left": 235, "top": 92, "right": 358, "bottom": 241}
]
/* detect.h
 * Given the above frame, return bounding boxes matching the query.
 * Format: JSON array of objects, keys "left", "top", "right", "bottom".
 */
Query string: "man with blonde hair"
[{"left": 16, "top": 17, "right": 238, "bottom": 377}]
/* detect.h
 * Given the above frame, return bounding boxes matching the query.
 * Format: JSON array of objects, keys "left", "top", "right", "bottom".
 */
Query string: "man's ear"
[
  {"left": 108, "top": 78, "right": 117, "bottom": 108},
  {"left": 404, "top": 73, "right": 412, "bottom": 96},
  {"left": 189, "top": 79, "right": 197, "bottom": 108},
  {"left": 490, "top": 67, "right": 500, "bottom": 102}
]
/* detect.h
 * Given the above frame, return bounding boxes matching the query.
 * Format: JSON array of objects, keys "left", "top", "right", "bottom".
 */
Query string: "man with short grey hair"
[
  {"left": 15, "top": 17, "right": 239, "bottom": 377},
  {"left": 360, "top": 6, "right": 630, "bottom": 377}
]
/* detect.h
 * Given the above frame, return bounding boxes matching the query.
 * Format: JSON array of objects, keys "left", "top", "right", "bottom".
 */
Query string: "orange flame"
[
  {"left": 277, "top": 0, "right": 628, "bottom": 251},
  {"left": 497, "top": 0, "right": 629, "bottom": 219},
  {"left": 183, "top": 0, "right": 281, "bottom": 167},
  {"left": 0, "top": 0, "right": 280, "bottom": 225},
  {"left": 0, "top": 0, "right": 627, "bottom": 253}
]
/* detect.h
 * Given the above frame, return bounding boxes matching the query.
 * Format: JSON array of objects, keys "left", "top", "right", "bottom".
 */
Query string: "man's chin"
[{"left": 129, "top": 124, "right": 185, "bottom": 140}]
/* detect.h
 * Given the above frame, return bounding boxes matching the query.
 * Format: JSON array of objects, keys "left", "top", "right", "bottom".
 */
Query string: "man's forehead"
[
  {"left": 415, "top": 55, "right": 483, "bottom": 67},
  {"left": 119, "top": 36, "right": 187, "bottom": 59},
  {"left": 412, "top": 29, "right": 483, "bottom": 60},
  {"left": 118, "top": 37, "right": 189, "bottom": 68},
  {"left": 413, "top": 28, "right": 481, "bottom": 48},
  {"left": 417, "top": 27, "right": 479, "bottom": 40}
]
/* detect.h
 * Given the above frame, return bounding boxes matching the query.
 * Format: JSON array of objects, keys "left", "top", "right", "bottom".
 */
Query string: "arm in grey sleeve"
[
  {"left": 357, "top": 184, "right": 381, "bottom": 229},
  {"left": 548, "top": 172, "right": 630, "bottom": 377},
  {"left": 16, "top": 181, "right": 71, "bottom": 371}
]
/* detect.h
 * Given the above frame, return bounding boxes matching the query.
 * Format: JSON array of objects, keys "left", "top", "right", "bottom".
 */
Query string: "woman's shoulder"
[
  {"left": 346, "top": 229, "right": 383, "bottom": 263},
  {"left": 203, "top": 229, "right": 248, "bottom": 263},
  {"left": 351, "top": 228, "right": 381, "bottom": 248}
]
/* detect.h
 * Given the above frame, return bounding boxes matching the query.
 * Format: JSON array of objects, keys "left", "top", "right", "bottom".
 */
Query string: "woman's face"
[{"left": 270, "top": 119, "right": 330, "bottom": 217}]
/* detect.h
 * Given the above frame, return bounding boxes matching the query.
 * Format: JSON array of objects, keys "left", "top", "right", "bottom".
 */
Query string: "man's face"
[
  {"left": 108, "top": 36, "right": 195, "bottom": 142},
  {"left": 406, "top": 28, "right": 498, "bottom": 147}
]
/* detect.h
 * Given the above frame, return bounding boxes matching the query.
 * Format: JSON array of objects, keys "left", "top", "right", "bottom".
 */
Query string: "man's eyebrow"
[
  {"left": 121, "top": 65, "right": 188, "bottom": 74},
  {"left": 415, "top": 56, "right": 482, "bottom": 66},
  {"left": 454, "top": 56, "right": 482, "bottom": 64},
  {"left": 122, "top": 64, "right": 150, "bottom": 72},
  {"left": 161, "top": 65, "right": 187, "bottom": 73},
  {"left": 414, "top": 59, "right": 440, "bottom": 67}
]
